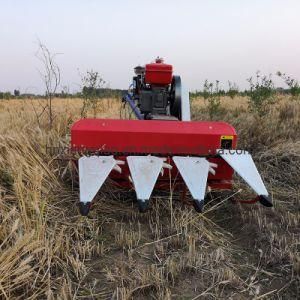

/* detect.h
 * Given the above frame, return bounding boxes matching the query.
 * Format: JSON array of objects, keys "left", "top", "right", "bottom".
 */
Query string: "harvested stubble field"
[{"left": 0, "top": 96, "right": 299, "bottom": 299}]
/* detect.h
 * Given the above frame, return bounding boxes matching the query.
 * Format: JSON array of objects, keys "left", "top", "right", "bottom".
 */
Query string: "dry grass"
[{"left": 0, "top": 96, "right": 299, "bottom": 299}]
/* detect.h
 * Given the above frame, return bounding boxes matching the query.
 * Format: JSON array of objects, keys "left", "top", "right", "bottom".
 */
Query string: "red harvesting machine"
[{"left": 71, "top": 57, "right": 272, "bottom": 215}]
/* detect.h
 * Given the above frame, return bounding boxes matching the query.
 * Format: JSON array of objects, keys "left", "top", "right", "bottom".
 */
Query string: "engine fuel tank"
[{"left": 145, "top": 61, "right": 173, "bottom": 85}]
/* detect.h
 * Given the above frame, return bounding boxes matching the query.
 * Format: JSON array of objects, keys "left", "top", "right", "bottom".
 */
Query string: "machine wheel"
[{"left": 170, "top": 76, "right": 182, "bottom": 120}]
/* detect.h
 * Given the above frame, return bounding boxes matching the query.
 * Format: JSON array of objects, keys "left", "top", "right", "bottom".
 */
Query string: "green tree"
[
  {"left": 227, "top": 81, "right": 239, "bottom": 99},
  {"left": 203, "top": 80, "right": 221, "bottom": 120},
  {"left": 247, "top": 72, "right": 276, "bottom": 116},
  {"left": 277, "top": 71, "right": 300, "bottom": 99},
  {"left": 3, "top": 92, "right": 12, "bottom": 100},
  {"left": 80, "top": 70, "right": 105, "bottom": 118}
]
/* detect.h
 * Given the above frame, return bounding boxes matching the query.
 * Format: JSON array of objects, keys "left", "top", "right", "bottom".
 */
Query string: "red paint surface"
[
  {"left": 145, "top": 61, "right": 173, "bottom": 85},
  {"left": 71, "top": 119, "right": 237, "bottom": 156}
]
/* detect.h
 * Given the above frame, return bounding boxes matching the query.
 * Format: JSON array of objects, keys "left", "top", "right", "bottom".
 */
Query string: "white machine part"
[
  {"left": 77, "top": 149, "right": 271, "bottom": 215},
  {"left": 127, "top": 156, "right": 165, "bottom": 201},
  {"left": 180, "top": 83, "right": 191, "bottom": 121},
  {"left": 78, "top": 156, "right": 124, "bottom": 204},
  {"left": 217, "top": 149, "right": 268, "bottom": 196},
  {"left": 217, "top": 149, "right": 272, "bottom": 207}
]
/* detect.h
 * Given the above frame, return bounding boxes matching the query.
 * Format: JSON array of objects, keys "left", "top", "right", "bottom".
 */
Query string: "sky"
[{"left": 0, "top": 0, "right": 300, "bottom": 94}]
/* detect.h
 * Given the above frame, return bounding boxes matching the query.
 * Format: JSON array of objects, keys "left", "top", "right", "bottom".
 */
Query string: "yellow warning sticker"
[{"left": 221, "top": 135, "right": 233, "bottom": 140}]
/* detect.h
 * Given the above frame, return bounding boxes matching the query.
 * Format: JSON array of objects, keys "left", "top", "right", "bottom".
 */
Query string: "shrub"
[
  {"left": 247, "top": 71, "right": 276, "bottom": 116},
  {"left": 277, "top": 71, "right": 300, "bottom": 99},
  {"left": 227, "top": 81, "right": 239, "bottom": 99},
  {"left": 80, "top": 70, "right": 106, "bottom": 118},
  {"left": 2, "top": 92, "right": 12, "bottom": 100},
  {"left": 203, "top": 80, "right": 221, "bottom": 120},
  {"left": 14, "top": 89, "right": 20, "bottom": 97}
]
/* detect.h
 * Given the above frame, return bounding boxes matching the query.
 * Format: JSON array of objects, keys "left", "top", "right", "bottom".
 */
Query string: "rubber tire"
[{"left": 170, "top": 76, "right": 182, "bottom": 120}]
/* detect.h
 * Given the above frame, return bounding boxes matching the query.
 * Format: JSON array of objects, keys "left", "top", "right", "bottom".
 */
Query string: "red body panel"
[
  {"left": 71, "top": 119, "right": 237, "bottom": 155},
  {"left": 71, "top": 119, "right": 237, "bottom": 191},
  {"left": 145, "top": 62, "right": 173, "bottom": 85}
]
